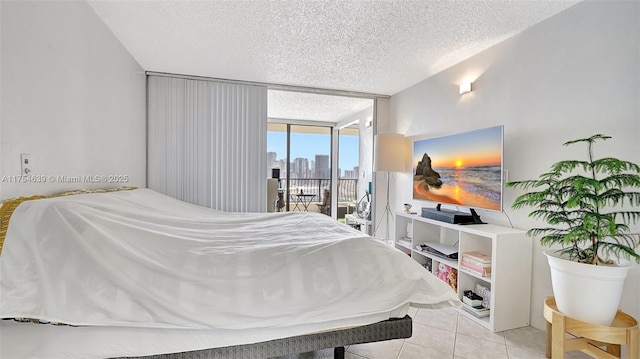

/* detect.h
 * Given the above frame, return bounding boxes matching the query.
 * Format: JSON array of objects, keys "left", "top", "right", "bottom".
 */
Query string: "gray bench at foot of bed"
[{"left": 112, "top": 315, "right": 413, "bottom": 359}]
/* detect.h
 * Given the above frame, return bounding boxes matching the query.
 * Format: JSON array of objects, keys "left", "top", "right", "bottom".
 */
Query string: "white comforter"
[{"left": 0, "top": 188, "right": 458, "bottom": 332}]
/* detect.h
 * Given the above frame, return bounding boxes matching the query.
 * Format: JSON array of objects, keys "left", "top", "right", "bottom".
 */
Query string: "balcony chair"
[{"left": 318, "top": 188, "right": 330, "bottom": 215}]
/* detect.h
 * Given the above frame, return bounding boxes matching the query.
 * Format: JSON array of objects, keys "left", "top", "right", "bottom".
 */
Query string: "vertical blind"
[{"left": 147, "top": 75, "right": 267, "bottom": 212}]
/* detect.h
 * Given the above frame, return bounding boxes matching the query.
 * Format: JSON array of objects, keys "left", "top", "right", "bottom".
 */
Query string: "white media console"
[{"left": 394, "top": 212, "right": 532, "bottom": 332}]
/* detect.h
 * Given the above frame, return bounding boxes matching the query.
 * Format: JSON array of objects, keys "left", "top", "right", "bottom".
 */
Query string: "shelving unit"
[{"left": 395, "top": 212, "right": 532, "bottom": 332}]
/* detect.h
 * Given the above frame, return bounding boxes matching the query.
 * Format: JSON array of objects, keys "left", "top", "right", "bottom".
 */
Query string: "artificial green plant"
[{"left": 506, "top": 134, "right": 640, "bottom": 265}]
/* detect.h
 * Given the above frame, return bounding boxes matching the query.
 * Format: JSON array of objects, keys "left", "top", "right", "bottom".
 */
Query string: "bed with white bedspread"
[{"left": 0, "top": 188, "right": 459, "bottom": 358}]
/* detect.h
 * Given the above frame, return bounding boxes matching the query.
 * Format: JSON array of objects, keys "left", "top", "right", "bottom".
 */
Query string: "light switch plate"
[{"left": 21, "top": 153, "right": 31, "bottom": 175}]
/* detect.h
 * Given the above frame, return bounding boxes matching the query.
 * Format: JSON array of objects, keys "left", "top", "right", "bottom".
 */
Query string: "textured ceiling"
[
  {"left": 88, "top": 0, "right": 581, "bottom": 122},
  {"left": 268, "top": 91, "right": 373, "bottom": 123}
]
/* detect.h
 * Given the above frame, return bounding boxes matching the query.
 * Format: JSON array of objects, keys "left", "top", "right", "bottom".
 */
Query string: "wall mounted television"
[{"left": 413, "top": 125, "right": 504, "bottom": 218}]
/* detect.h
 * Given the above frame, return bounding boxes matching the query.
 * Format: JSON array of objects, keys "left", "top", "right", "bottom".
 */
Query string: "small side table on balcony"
[
  {"left": 543, "top": 296, "right": 638, "bottom": 359},
  {"left": 291, "top": 194, "right": 316, "bottom": 212}
]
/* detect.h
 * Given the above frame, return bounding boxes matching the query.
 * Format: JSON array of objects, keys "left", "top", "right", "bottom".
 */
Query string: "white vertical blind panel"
[{"left": 147, "top": 76, "right": 267, "bottom": 212}]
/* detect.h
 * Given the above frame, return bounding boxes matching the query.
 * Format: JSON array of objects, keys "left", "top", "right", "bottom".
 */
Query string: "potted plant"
[{"left": 506, "top": 134, "right": 640, "bottom": 325}]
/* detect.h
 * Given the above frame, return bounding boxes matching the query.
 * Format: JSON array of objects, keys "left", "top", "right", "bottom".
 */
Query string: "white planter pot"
[{"left": 544, "top": 250, "right": 632, "bottom": 326}]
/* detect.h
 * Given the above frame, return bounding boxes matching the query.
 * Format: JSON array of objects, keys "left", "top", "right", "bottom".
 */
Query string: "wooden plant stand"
[{"left": 543, "top": 297, "right": 638, "bottom": 359}]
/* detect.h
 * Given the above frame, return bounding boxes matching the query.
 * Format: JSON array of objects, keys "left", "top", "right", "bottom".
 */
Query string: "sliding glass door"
[
  {"left": 267, "top": 123, "right": 333, "bottom": 215},
  {"left": 338, "top": 127, "right": 360, "bottom": 217}
]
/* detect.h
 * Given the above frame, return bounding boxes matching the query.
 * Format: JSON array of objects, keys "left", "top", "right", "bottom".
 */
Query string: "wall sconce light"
[{"left": 459, "top": 81, "right": 473, "bottom": 95}]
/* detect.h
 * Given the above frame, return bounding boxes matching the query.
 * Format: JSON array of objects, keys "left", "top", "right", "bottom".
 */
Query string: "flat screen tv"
[{"left": 412, "top": 125, "right": 503, "bottom": 213}]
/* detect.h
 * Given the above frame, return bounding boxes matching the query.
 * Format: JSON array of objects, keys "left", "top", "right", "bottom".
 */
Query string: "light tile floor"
[{"left": 274, "top": 307, "right": 594, "bottom": 359}]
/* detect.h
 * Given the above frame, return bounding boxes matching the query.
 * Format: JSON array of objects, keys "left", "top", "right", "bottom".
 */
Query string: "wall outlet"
[
  {"left": 503, "top": 169, "right": 508, "bottom": 183},
  {"left": 21, "top": 153, "right": 31, "bottom": 175}
]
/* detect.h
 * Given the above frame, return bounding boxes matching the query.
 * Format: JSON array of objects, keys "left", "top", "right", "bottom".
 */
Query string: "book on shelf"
[
  {"left": 462, "top": 251, "right": 491, "bottom": 264},
  {"left": 460, "top": 261, "right": 492, "bottom": 277},
  {"left": 462, "top": 302, "right": 490, "bottom": 312},
  {"left": 461, "top": 302, "right": 490, "bottom": 318},
  {"left": 461, "top": 256, "right": 491, "bottom": 268}
]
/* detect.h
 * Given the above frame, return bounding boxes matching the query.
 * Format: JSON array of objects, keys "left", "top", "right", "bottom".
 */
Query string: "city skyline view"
[{"left": 267, "top": 130, "right": 359, "bottom": 178}]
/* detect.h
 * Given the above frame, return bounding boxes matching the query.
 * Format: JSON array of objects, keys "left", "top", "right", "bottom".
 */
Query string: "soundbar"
[{"left": 421, "top": 207, "right": 482, "bottom": 224}]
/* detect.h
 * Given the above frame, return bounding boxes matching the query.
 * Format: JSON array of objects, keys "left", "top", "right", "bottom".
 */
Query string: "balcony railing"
[{"left": 285, "top": 178, "right": 359, "bottom": 204}]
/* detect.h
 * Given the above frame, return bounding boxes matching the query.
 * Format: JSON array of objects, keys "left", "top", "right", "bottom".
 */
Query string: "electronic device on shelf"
[
  {"left": 416, "top": 242, "right": 458, "bottom": 260},
  {"left": 421, "top": 204, "right": 484, "bottom": 224},
  {"left": 412, "top": 125, "right": 504, "bottom": 223}
]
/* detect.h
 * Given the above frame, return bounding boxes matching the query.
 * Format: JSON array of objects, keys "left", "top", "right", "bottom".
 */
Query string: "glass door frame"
[
  {"left": 269, "top": 120, "right": 337, "bottom": 218},
  {"left": 266, "top": 92, "right": 386, "bottom": 225}
]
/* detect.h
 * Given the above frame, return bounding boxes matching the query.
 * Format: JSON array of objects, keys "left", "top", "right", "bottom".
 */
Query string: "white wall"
[
  {"left": 389, "top": 0, "right": 639, "bottom": 329},
  {"left": 0, "top": 1, "right": 146, "bottom": 198}
]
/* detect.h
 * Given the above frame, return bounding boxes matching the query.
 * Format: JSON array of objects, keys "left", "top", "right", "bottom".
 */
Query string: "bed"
[{"left": 0, "top": 188, "right": 460, "bottom": 358}]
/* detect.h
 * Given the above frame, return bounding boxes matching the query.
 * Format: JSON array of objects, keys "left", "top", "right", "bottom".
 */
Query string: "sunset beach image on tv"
[{"left": 413, "top": 126, "right": 503, "bottom": 211}]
